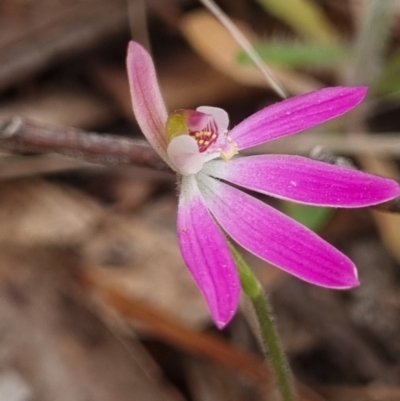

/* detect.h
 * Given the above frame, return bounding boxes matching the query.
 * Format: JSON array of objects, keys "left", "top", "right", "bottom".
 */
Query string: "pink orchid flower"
[{"left": 126, "top": 41, "right": 400, "bottom": 329}]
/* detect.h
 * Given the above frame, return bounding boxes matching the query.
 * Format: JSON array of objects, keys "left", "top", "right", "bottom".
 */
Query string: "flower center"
[
  {"left": 189, "top": 130, "right": 218, "bottom": 152},
  {"left": 165, "top": 107, "right": 238, "bottom": 173}
]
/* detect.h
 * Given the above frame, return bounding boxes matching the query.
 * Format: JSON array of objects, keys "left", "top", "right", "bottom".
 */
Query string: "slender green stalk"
[{"left": 229, "top": 243, "right": 295, "bottom": 401}]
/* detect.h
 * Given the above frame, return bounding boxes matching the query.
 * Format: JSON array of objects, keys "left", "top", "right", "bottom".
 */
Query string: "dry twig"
[{"left": 0, "top": 116, "right": 170, "bottom": 172}]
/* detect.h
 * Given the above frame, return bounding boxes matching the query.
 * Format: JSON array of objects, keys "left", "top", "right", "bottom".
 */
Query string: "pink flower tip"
[
  {"left": 339, "top": 262, "right": 360, "bottom": 289},
  {"left": 347, "top": 85, "right": 368, "bottom": 104},
  {"left": 215, "top": 319, "right": 229, "bottom": 330}
]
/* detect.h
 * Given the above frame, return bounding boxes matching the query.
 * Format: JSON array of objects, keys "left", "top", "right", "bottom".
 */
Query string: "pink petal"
[
  {"left": 196, "top": 106, "right": 230, "bottom": 134},
  {"left": 229, "top": 87, "right": 367, "bottom": 151},
  {"left": 167, "top": 136, "right": 206, "bottom": 175},
  {"left": 186, "top": 110, "right": 211, "bottom": 132},
  {"left": 198, "top": 174, "right": 359, "bottom": 288},
  {"left": 203, "top": 155, "right": 400, "bottom": 207},
  {"left": 126, "top": 41, "right": 171, "bottom": 166},
  {"left": 178, "top": 176, "right": 240, "bottom": 328}
]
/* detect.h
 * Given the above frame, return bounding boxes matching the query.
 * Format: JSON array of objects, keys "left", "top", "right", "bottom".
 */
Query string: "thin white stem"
[{"left": 199, "top": 0, "right": 288, "bottom": 99}]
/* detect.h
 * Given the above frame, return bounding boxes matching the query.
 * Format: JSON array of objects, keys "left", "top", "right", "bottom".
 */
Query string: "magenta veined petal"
[
  {"left": 203, "top": 155, "right": 400, "bottom": 207},
  {"left": 186, "top": 110, "right": 212, "bottom": 132},
  {"left": 196, "top": 106, "right": 230, "bottom": 134},
  {"left": 177, "top": 176, "right": 240, "bottom": 328},
  {"left": 197, "top": 174, "right": 359, "bottom": 289},
  {"left": 126, "top": 41, "right": 172, "bottom": 166},
  {"left": 229, "top": 87, "right": 367, "bottom": 151}
]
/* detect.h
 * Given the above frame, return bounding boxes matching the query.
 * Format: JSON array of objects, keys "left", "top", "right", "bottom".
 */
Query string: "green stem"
[{"left": 229, "top": 243, "right": 295, "bottom": 401}]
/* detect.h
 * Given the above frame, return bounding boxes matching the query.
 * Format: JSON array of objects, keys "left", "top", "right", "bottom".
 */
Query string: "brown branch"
[{"left": 0, "top": 116, "right": 171, "bottom": 173}]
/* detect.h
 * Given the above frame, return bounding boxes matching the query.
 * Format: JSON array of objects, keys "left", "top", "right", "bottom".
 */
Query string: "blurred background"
[{"left": 1, "top": 0, "right": 400, "bottom": 400}]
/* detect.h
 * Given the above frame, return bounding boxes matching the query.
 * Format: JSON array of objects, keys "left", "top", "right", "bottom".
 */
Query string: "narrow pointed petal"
[
  {"left": 127, "top": 41, "right": 171, "bottom": 165},
  {"left": 229, "top": 87, "right": 367, "bottom": 151},
  {"left": 177, "top": 176, "right": 240, "bottom": 328},
  {"left": 203, "top": 155, "right": 400, "bottom": 207},
  {"left": 198, "top": 174, "right": 359, "bottom": 288}
]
